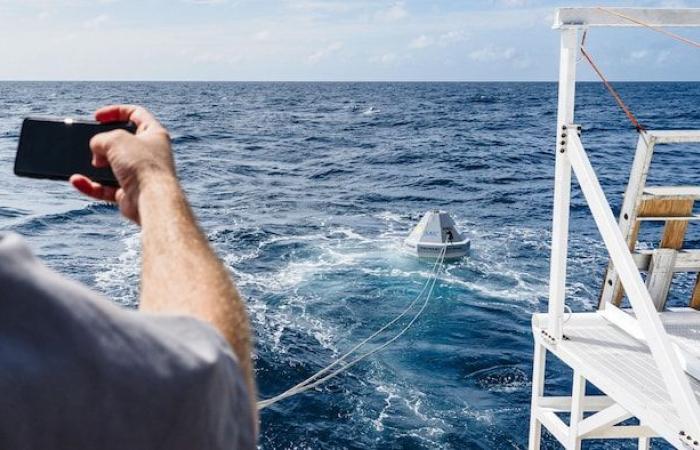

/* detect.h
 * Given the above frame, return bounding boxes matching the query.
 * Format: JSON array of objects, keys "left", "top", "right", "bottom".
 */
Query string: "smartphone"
[{"left": 14, "top": 117, "right": 136, "bottom": 187}]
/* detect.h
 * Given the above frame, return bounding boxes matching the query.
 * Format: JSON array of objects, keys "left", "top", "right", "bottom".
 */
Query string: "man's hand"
[
  {"left": 71, "top": 104, "right": 258, "bottom": 423},
  {"left": 70, "top": 105, "right": 176, "bottom": 224}
]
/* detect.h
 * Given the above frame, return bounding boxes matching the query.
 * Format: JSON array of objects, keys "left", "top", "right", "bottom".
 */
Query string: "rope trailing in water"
[
  {"left": 597, "top": 7, "right": 700, "bottom": 49},
  {"left": 257, "top": 245, "right": 448, "bottom": 410}
]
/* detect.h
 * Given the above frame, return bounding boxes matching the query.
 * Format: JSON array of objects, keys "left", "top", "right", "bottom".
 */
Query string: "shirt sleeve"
[
  {"left": 0, "top": 232, "right": 256, "bottom": 450},
  {"left": 143, "top": 313, "right": 257, "bottom": 450}
]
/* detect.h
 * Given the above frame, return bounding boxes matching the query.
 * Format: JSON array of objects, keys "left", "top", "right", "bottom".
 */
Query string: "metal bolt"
[
  {"left": 561, "top": 133, "right": 567, "bottom": 138},
  {"left": 562, "top": 125, "right": 567, "bottom": 130},
  {"left": 608, "top": 279, "right": 613, "bottom": 286},
  {"left": 681, "top": 431, "right": 686, "bottom": 436},
  {"left": 624, "top": 213, "right": 629, "bottom": 220},
  {"left": 560, "top": 140, "right": 566, "bottom": 145}
]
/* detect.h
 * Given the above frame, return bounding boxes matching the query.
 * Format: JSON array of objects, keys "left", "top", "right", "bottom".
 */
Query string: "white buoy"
[{"left": 404, "top": 210, "right": 470, "bottom": 259}]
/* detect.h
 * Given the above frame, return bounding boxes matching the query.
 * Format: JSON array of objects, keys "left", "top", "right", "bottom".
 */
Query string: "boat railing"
[{"left": 533, "top": 7, "right": 700, "bottom": 448}]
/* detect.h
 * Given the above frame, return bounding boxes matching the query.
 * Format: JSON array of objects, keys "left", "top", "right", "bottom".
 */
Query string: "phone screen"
[{"left": 14, "top": 118, "right": 136, "bottom": 187}]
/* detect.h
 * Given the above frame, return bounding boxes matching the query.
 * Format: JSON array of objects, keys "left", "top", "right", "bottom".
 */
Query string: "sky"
[{"left": 0, "top": 0, "right": 698, "bottom": 81}]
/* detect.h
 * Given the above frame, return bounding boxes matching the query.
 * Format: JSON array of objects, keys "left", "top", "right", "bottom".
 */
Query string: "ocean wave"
[
  {"left": 0, "top": 206, "right": 29, "bottom": 218},
  {"left": 470, "top": 365, "right": 530, "bottom": 393},
  {"left": 170, "top": 133, "right": 201, "bottom": 143},
  {"left": 11, "top": 202, "right": 117, "bottom": 234},
  {"left": 309, "top": 168, "right": 353, "bottom": 180},
  {"left": 3, "top": 81, "right": 696, "bottom": 449}
]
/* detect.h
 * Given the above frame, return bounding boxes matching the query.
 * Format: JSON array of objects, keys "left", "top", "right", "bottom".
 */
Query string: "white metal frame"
[
  {"left": 599, "top": 131, "right": 700, "bottom": 310},
  {"left": 531, "top": 7, "right": 700, "bottom": 449}
]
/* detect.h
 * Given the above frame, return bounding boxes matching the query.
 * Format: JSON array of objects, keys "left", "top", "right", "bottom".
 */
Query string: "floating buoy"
[{"left": 404, "top": 210, "right": 470, "bottom": 259}]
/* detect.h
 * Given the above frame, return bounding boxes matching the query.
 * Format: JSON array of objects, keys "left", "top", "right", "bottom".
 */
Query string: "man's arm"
[{"left": 69, "top": 105, "right": 257, "bottom": 418}]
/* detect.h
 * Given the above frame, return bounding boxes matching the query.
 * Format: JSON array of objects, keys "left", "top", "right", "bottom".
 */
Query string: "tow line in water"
[{"left": 257, "top": 244, "right": 448, "bottom": 410}]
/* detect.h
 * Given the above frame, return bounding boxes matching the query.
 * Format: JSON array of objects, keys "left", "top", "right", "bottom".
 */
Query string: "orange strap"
[
  {"left": 580, "top": 9, "right": 699, "bottom": 137},
  {"left": 579, "top": 45, "right": 646, "bottom": 134}
]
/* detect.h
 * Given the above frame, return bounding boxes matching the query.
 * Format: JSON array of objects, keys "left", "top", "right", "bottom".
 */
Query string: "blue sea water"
[{"left": 1, "top": 81, "right": 699, "bottom": 449}]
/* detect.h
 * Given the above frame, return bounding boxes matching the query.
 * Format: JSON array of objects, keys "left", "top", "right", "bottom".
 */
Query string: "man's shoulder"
[{"left": 0, "top": 233, "right": 255, "bottom": 449}]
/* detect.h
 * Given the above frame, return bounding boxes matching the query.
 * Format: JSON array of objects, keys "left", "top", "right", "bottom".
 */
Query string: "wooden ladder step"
[{"left": 599, "top": 130, "right": 700, "bottom": 311}]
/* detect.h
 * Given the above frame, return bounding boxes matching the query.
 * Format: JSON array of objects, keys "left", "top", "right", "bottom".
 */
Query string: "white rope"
[
  {"left": 257, "top": 245, "right": 447, "bottom": 410},
  {"left": 258, "top": 246, "right": 446, "bottom": 409},
  {"left": 563, "top": 304, "right": 573, "bottom": 325},
  {"left": 597, "top": 7, "right": 700, "bottom": 49},
  {"left": 270, "top": 250, "right": 442, "bottom": 393}
]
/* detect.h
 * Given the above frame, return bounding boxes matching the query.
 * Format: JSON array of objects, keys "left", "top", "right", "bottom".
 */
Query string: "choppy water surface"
[{"left": 1, "top": 82, "right": 699, "bottom": 449}]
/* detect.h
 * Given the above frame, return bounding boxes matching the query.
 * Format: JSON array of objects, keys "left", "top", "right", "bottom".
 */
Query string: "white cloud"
[
  {"left": 409, "top": 35, "right": 433, "bottom": 49},
  {"left": 307, "top": 42, "right": 342, "bottom": 63},
  {"left": 469, "top": 46, "right": 515, "bottom": 62},
  {"left": 192, "top": 52, "right": 241, "bottom": 65},
  {"left": 658, "top": 0, "right": 689, "bottom": 7},
  {"left": 513, "top": 57, "right": 531, "bottom": 69},
  {"left": 629, "top": 50, "right": 648, "bottom": 60},
  {"left": 183, "top": 0, "right": 227, "bottom": 4},
  {"left": 253, "top": 30, "right": 270, "bottom": 41},
  {"left": 375, "top": 1, "right": 407, "bottom": 22},
  {"left": 83, "top": 14, "right": 109, "bottom": 30},
  {"left": 409, "top": 30, "right": 466, "bottom": 50},
  {"left": 500, "top": 0, "right": 527, "bottom": 6},
  {"left": 624, "top": 49, "right": 676, "bottom": 65},
  {"left": 369, "top": 52, "right": 399, "bottom": 65},
  {"left": 439, "top": 30, "right": 467, "bottom": 46},
  {"left": 656, "top": 49, "right": 672, "bottom": 64},
  {"left": 380, "top": 53, "right": 397, "bottom": 64},
  {"left": 371, "top": 50, "right": 414, "bottom": 67},
  {"left": 289, "top": 1, "right": 354, "bottom": 13},
  {"left": 0, "top": 1, "right": 695, "bottom": 81}
]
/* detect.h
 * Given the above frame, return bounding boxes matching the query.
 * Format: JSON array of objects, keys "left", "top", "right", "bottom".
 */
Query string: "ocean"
[{"left": 1, "top": 81, "right": 699, "bottom": 449}]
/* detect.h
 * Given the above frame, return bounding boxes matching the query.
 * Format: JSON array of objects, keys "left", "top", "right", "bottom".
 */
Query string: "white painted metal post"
[
  {"left": 547, "top": 28, "right": 578, "bottom": 340},
  {"left": 569, "top": 371, "right": 586, "bottom": 450},
  {"left": 638, "top": 435, "right": 650, "bottom": 450},
  {"left": 599, "top": 134, "right": 655, "bottom": 309},
  {"left": 567, "top": 133, "right": 700, "bottom": 436},
  {"left": 528, "top": 342, "right": 546, "bottom": 450}
]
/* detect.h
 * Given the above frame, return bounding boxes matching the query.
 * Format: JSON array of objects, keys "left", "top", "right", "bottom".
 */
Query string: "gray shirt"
[{"left": 0, "top": 232, "right": 255, "bottom": 449}]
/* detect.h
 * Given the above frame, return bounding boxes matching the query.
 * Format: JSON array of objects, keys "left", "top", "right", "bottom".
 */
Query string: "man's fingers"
[
  {"left": 69, "top": 174, "right": 117, "bottom": 202},
  {"left": 90, "top": 128, "right": 131, "bottom": 157},
  {"left": 92, "top": 153, "right": 109, "bottom": 169},
  {"left": 94, "top": 104, "right": 162, "bottom": 133}
]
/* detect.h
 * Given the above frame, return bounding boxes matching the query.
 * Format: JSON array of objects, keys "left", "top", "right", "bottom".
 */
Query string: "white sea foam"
[
  {"left": 82, "top": 208, "right": 604, "bottom": 450},
  {"left": 369, "top": 380, "right": 447, "bottom": 442},
  {"left": 94, "top": 230, "right": 141, "bottom": 308},
  {"left": 373, "top": 384, "right": 401, "bottom": 431}
]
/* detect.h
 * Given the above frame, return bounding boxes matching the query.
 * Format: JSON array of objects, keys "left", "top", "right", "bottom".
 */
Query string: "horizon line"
[{"left": 1, "top": 79, "right": 699, "bottom": 83}]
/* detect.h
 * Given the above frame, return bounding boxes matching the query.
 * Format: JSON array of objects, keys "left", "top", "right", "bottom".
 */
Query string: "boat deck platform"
[{"left": 532, "top": 310, "right": 700, "bottom": 447}]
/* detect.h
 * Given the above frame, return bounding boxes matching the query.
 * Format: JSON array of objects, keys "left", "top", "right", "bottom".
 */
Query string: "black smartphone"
[{"left": 14, "top": 117, "right": 136, "bottom": 187}]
